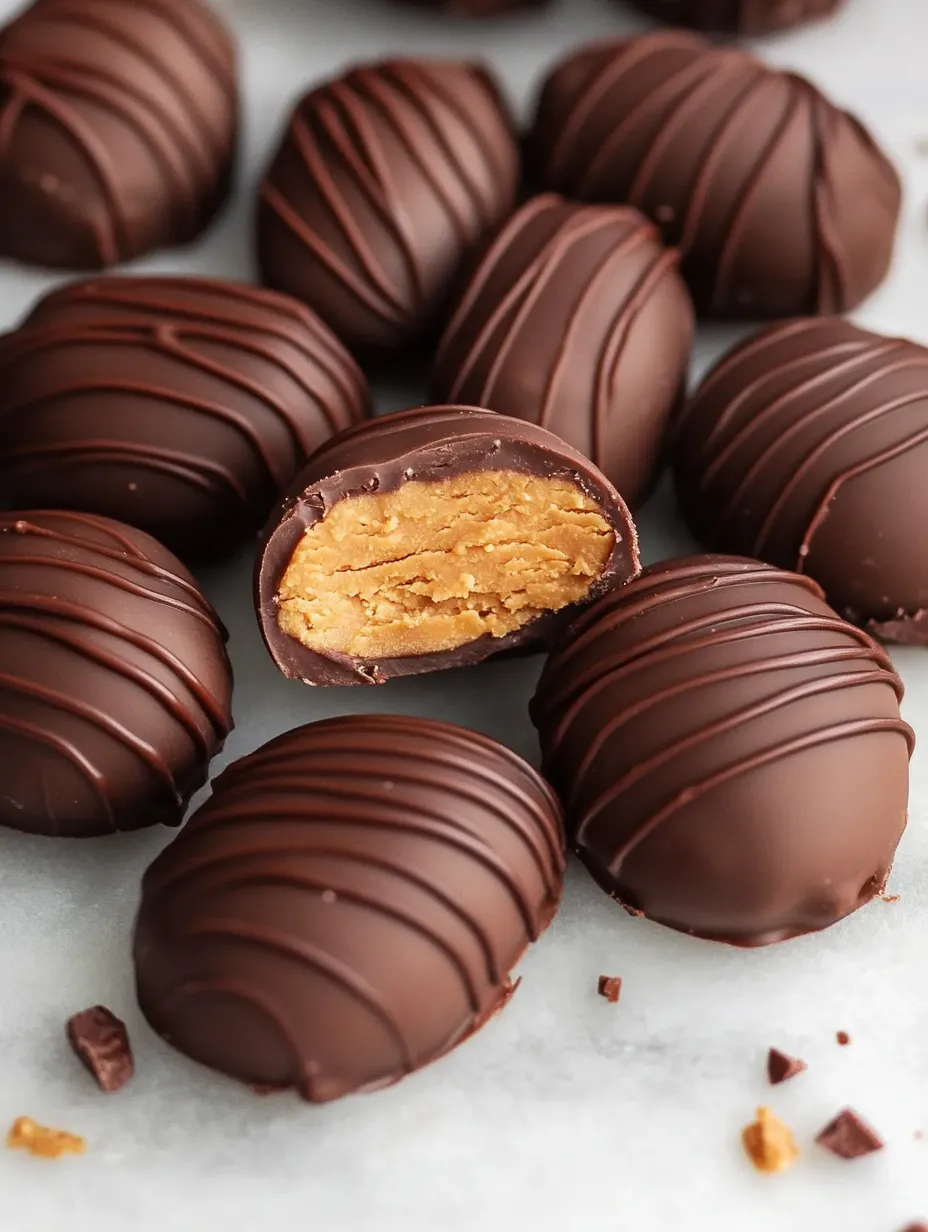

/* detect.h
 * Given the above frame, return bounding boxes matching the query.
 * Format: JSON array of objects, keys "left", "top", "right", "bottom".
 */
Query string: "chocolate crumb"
[
  {"left": 767, "top": 1047, "right": 807, "bottom": 1085},
  {"left": 66, "top": 1005, "right": 134, "bottom": 1093},
  {"left": 6, "top": 1117, "right": 85, "bottom": 1159},
  {"left": 815, "top": 1108, "right": 884, "bottom": 1159},
  {"left": 742, "top": 1107, "right": 799, "bottom": 1174},
  {"left": 883, "top": 894, "right": 900, "bottom": 903},
  {"left": 915, "top": 1130, "right": 924, "bottom": 1141},
  {"left": 836, "top": 1031, "right": 851, "bottom": 1046},
  {"left": 597, "top": 975, "right": 622, "bottom": 1003}
]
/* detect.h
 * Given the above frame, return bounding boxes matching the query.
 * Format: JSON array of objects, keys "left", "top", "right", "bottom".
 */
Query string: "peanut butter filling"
[{"left": 276, "top": 470, "right": 614, "bottom": 660}]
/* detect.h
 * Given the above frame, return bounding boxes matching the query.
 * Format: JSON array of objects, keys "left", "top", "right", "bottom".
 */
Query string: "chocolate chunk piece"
[
  {"left": 433, "top": 195, "right": 693, "bottom": 508},
  {"left": 0, "top": 510, "right": 233, "bottom": 837},
  {"left": 767, "top": 1048, "right": 807, "bottom": 1085},
  {"left": 66, "top": 1006, "right": 134, "bottom": 1093},
  {"left": 0, "top": 0, "right": 237, "bottom": 269},
  {"left": 531, "top": 555, "right": 914, "bottom": 946},
  {"left": 836, "top": 1031, "right": 851, "bottom": 1046},
  {"left": 627, "top": 0, "right": 844, "bottom": 34},
  {"left": 673, "top": 317, "right": 928, "bottom": 644},
  {"left": 529, "top": 32, "right": 900, "bottom": 318},
  {"left": 257, "top": 405, "right": 639, "bottom": 685},
  {"left": 816, "top": 1109, "right": 884, "bottom": 1159},
  {"left": 597, "top": 976, "right": 622, "bottom": 1003},
  {"left": 257, "top": 58, "right": 519, "bottom": 359},
  {"left": 742, "top": 1107, "right": 799, "bottom": 1174},
  {"left": 0, "top": 277, "right": 370, "bottom": 560},
  {"left": 133, "top": 714, "right": 566, "bottom": 1102}
]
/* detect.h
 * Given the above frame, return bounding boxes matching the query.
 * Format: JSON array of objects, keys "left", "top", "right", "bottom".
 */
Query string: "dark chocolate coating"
[
  {"left": 627, "top": 0, "right": 844, "bottom": 34},
  {"left": 673, "top": 318, "right": 928, "bottom": 642},
  {"left": 256, "top": 405, "right": 640, "bottom": 685},
  {"left": 528, "top": 31, "right": 900, "bottom": 318},
  {"left": 0, "top": 0, "right": 238, "bottom": 269},
  {"left": 0, "top": 277, "right": 370, "bottom": 560},
  {"left": 0, "top": 510, "right": 232, "bottom": 838},
  {"left": 531, "top": 556, "right": 913, "bottom": 946},
  {"left": 432, "top": 195, "right": 694, "bottom": 508},
  {"left": 134, "top": 714, "right": 565, "bottom": 1101},
  {"left": 256, "top": 58, "right": 519, "bottom": 358}
]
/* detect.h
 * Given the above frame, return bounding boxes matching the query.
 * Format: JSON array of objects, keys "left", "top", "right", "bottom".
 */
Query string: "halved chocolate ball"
[{"left": 256, "top": 406, "right": 639, "bottom": 684}]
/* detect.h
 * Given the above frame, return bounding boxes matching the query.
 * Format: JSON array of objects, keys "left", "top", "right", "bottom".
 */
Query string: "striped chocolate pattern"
[
  {"left": 432, "top": 195, "right": 693, "bottom": 507},
  {"left": 257, "top": 58, "right": 519, "bottom": 357},
  {"left": 134, "top": 715, "right": 565, "bottom": 1101},
  {"left": 0, "top": 510, "right": 232, "bottom": 837},
  {"left": 0, "top": 0, "right": 238, "bottom": 267},
  {"left": 532, "top": 556, "right": 913, "bottom": 946},
  {"left": 529, "top": 31, "right": 900, "bottom": 318},
  {"left": 673, "top": 318, "right": 928, "bottom": 639},
  {"left": 0, "top": 276, "right": 370, "bottom": 559},
  {"left": 628, "top": 0, "right": 844, "bottom": 34}
]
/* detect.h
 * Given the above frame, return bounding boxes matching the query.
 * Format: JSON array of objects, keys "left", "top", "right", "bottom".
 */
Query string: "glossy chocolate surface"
[
  {"left": 256, "top": 405, "right": 640, "bottom": 685},
  {"left": 0, "top": 277, "right": 370, "bottom": 560},
  {"left": 673, "top": 318, "right": 928, "bottom": 643},
  {"left": 433, "top": 195, "right": 693, "bottom": 508},
  {"left": 531, "top": 555, "right": 913, "bottom": 946},
  {"left": 257, "top": 58, "right": 519, "bottom": 358},
  {"left": 529, "top": 31, "right": 900, "bottom": 318},
  {"left": 134, "top": 714, "right": 565, "bottom": 1101},
  {"left": 0, "top": 510, "right": 232, "bottom": 837},
  {"left": 0, "top": 0, "right": 238, "bottom": 268},
  {"left": 627, "top": 0, "right": 844, "bottom": 33}
]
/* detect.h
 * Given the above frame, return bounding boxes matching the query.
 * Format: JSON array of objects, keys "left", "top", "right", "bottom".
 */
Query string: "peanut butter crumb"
[
  {"left": 742, "top": 1107, "right": 799, "bottom": 1174},
  {"left": 7, "top": 1116, "right": 85, "bottom": 1159},
  {"left": 276, "top": 471, "right": 614, "bottom": 660}
]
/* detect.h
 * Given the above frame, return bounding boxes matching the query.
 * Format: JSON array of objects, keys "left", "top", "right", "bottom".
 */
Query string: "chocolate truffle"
[
  {"left": 134, "top": 714, "right": 565, "bottom": 1101},
  {"left": 256, "top": 58, "right": 519, "bottom": 358},
  {"left": 531, "top": 556, "right": 913, "bottom": 946},
  {"left": 0, "top": 510, "right": 233, "bottom": 838},
  {"left": 529, "top": 31, "right": 900, "bottom": 318},
  {"left": 627, "top": 0, "right": 844, "bottom": 34},
  {"left": 0, "top": 276, "right": 370, "bottom": 560},
  {"left": 256, "top": 405, "right": 639, "bottom": 685},
  {"left": 673, "top": 318, "right": 928, "bottom": 643},
  {"left": 0, "top": 0, "right": 237, "bottom": 269},
  {"left": 432, "top": 195, "right": 693, "bottom": 508}
]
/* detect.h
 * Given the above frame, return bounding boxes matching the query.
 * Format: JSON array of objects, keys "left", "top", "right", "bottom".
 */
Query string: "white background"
[{"left": 0, "top": 0, "right": 927, "bottom": 1228}]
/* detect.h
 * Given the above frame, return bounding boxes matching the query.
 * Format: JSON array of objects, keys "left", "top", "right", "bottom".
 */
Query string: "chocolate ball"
[
  {"left": 0, "top": 0, "right": 238, "bottom": 269},
  {"left": 0, "top": 510, "right": 233, "bottom": 838},
  {"left": 673, "top": 318, "right": 928, "bottom": 644},
  {"left": 433, "top": 195, "right": 693, "bottom": 508},
  {"left": 256, "top": 405, "right": 640, "bottom": 685},
  {"left": 134, "top": 715, "right": 565, "bottom": 1101},
  {"left": 0, "top": 276, "right": 370, "bottom": 561},
  {"left": 531, "top": 556, "right": 913, "bottom": 946},
  {"left": 626, "top": 0, "right": 844, "bottom": 34},
  {"left": 528, "top": 31, "right": 900, "bottom": 318},
  {"left": 256, "top": 58, "right": 519, "bottom": 359}
]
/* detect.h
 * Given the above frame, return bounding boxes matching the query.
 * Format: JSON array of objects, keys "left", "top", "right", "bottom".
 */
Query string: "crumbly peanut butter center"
[{"left": 276, "top": 470, "right": 614, "bottom": 660}]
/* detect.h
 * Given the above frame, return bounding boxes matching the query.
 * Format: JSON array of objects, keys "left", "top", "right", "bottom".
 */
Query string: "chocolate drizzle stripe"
[
  {"left": 181, "top": 918, "right": 416, "bottom": 1070},
  {"left": 160, "top": 978, "right": 315, "bottom": 1093},
  {"left": 175, "top": 794, "right": 549, "bottom": 939},
  {"left": 753, "top": 387, "right": 928, "bottom": 556},
  {"left": 0, "top": 612, "right": 214, "bottom": 758},
  {"left": 599, "top": 719, "right": 910, "bottom": 874},
  {"left": 0, "top": 668, "right": 183, "bottom": 801},
  {"left": 0, "top": 710, "right": 112, "bottom": 828},
  {"left": 574, "top": 670, "right": 908, "bottom": 850},
  {"left": 174, "top": 866, "right": 487, "bottom": 1011},
  {"left": 146, "top": 842, "right": 505, "bottom": 984},
  {"left": 0, "top": 516, "right": 218, "bottom": 618}
]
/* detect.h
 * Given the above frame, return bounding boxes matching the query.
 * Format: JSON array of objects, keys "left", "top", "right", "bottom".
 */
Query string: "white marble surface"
[{"left": 0, "top": 0, "right": 927, "bottom": 1228}]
